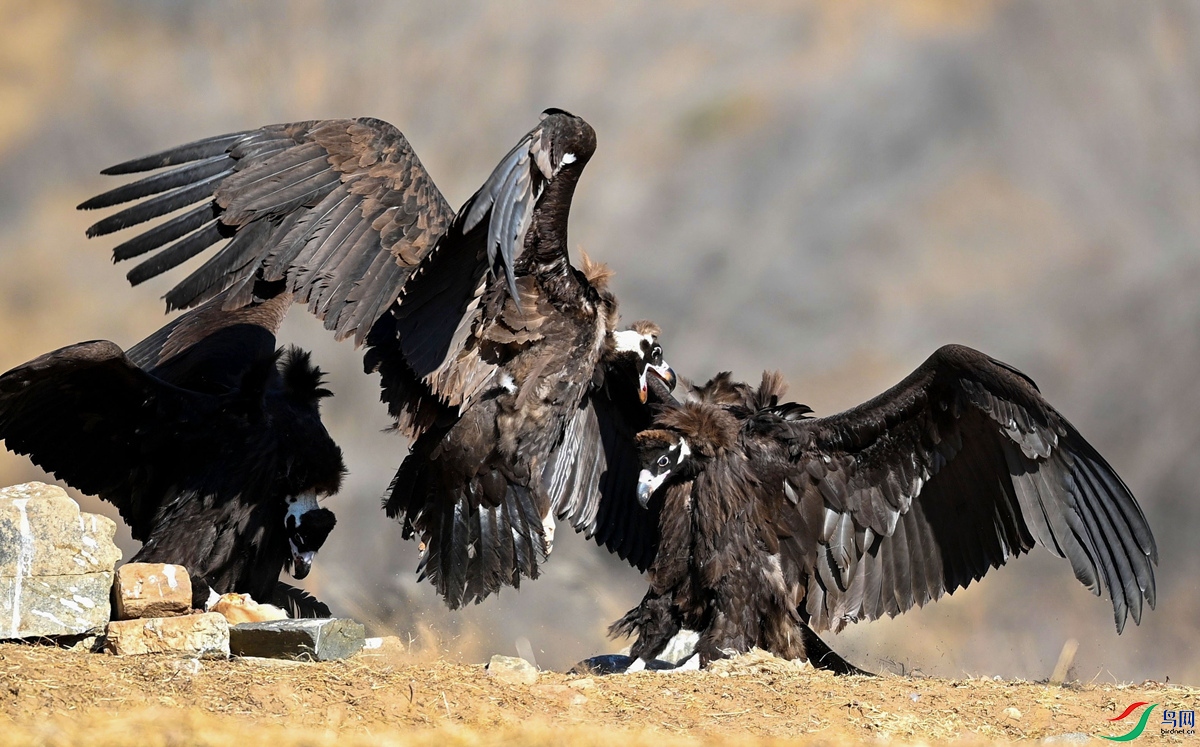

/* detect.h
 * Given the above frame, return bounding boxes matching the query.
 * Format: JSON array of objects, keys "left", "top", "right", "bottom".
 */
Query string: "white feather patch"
[
  {"left": 614, "top": 329, "right": 652, "bottom": 354},
  {"left": 286, "top": 492, "right": 320, "bottom": 528}
]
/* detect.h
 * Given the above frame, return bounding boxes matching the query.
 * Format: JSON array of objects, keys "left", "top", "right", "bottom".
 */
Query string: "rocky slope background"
[{"left": 0, "top": 0, "right": 1196, "bottom": 683}]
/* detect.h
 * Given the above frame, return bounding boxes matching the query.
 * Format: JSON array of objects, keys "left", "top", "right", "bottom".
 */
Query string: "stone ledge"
[{"left": 104, "top": 612, "right": 229, "bottom": 657}]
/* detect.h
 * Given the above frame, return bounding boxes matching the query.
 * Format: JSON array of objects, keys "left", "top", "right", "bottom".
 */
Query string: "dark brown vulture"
[
  {"left": 618, "top": 345, "right": 1157, "bottom": 672},
  {"left": 77, "top": 109, "right": 675, "bottom": 607},
  {"left": 0, "top": 287, "right": 343, "bottom": 615}
]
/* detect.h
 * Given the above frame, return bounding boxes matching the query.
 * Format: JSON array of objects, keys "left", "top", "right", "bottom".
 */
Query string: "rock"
[
  {"left": 229, "top": 618, "right": 365, "bottom": 661},
  {"left": 0, "top": 482, "right": 122, "bottom": 639},
  {"left": 104, "top": 612, "right": 230, "bottom": 657},
  {"left": 487, "top": 654, "right": 539, "bottom": 685},
  {"left": 211, "top": 593, "right": 288, "bottom": 625},
  {"left": 112, "top": 563, "right": 191, "bottom": 620},
  {"left": 1004, "top": 706, "right": 1023, "bottom": 720}
]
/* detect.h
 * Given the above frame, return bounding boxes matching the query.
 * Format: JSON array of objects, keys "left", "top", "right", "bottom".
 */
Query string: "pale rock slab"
[
  {"left": 104, "top": 612, "right": 230, "bottom": 657},
  {"left": 0, "top": 482, "right": 122, "bottom": 639},
  {"left": 112, "top": 563, "right": 192, "bottom": 620},
  {"left": 487, "top": 654, "right": 540, "bottom": 685}
]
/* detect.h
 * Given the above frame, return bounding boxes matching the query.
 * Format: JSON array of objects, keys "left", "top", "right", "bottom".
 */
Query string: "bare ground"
[{"left": 0, "top": 642, "right": 1193, "bottom": 746}]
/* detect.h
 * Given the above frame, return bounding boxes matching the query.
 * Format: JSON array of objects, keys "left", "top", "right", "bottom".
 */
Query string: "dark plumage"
[
  {"left": 0, "top": 290, "right": 344, "bottom": 613},
  {"left": 79, "top": 110, "right": 675, "bottom": 607},
  {"left": 617, "top": 345, "right": 1157, "bottom": 670}
]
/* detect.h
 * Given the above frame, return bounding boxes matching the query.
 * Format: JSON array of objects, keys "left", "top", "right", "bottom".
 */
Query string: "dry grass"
[{"left": 1, "top": 643, "right": 1194, "bottom": 746}]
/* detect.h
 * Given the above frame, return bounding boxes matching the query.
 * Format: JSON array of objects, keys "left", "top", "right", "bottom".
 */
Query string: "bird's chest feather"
[
  {"left": 688, "top": 464, "right": 775, "bottom": 587},
  {"left": 494, "top": 301, "right": 606, "bottom": 464}
]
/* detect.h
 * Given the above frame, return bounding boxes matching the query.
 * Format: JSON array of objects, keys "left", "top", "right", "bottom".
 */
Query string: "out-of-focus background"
[{"left": 0, "top": 0, "right": 1195, "bottom": 683}]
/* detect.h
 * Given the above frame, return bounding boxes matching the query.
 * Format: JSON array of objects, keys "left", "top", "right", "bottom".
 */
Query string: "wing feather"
[
  {"left": 769, "top": 344, "right": 1155, "bottom": 632},
  {"left": 80, "top": 118, "right": 455, "bottom": 344}
]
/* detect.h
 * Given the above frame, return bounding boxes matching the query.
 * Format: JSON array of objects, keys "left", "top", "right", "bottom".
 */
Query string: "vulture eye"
[
  {"left": 657, "top": 455, "right": 671, "bottom": 468},
  {"left": 650, "top": 345, "right": 662, "bottom": 363}
]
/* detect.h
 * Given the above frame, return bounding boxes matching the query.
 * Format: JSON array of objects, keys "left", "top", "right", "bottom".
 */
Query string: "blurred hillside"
[{"left": 0, "top": 0, "right": 1196, "bottom": 682}]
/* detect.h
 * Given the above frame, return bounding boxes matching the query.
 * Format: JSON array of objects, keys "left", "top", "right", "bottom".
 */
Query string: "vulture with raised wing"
[
  {"left": 78, "top": 110, "right": 675, "bottom": 607},
  {"left": 0, "top": 287, "right": 343, "bottom": 613},
  {"left": 618, "top": 345, "right": 1157, "bottom": 671}
]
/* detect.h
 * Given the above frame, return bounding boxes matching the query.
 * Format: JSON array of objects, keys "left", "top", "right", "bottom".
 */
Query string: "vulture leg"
[
  {"left": 798, "top": 623, "right": 873, "bottom": 676},
  {"left": 608, "top": 589, "right": 683, "bottom": 662}
]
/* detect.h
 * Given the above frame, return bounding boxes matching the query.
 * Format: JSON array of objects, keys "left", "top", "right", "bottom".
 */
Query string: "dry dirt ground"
[{"left": 0, "top": 642, "right": 1194, "bottom": 746}]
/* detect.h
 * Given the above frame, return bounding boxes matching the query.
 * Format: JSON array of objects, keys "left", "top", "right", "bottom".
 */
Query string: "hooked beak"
[
  {"left": 289, "top": 539, "right": 316, "bottom": 580},
  {"left": 636, "top": 468, "right": 659, "bottom": 508},
  {"left": 636, "top": 480, "right": 653, "bottom": 508},
  {"left": 638, "top": 363, "right": 677, "bottom": 403}
]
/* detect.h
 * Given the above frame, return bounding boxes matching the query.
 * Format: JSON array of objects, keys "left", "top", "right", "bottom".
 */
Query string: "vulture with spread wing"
[
  {"left": 78, "top": 110, "right": 675, "bottom": 607},
  {"left": 620, "top": 345, "right": 1157, "bottom": 671},
  {"left": 0, "top": 288, "right": 343, "bottom": 613}
]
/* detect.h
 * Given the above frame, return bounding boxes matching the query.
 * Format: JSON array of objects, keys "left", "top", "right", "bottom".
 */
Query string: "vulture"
[
  {"left": 77, "top": 109, "right": 675, "bottom": 607},
  {"left": 618, "top": 345, "right": 1157, "bottom": 672},
  {"left": 0, "top": 287, "right": 343, "bottom": 614}
]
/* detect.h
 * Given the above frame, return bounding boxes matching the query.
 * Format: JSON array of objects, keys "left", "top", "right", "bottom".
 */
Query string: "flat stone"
[
  {"left": 487, "top": 654, "right": 539, "bottom": 685},
  {"left": 0, "top": 482, "right": 122, "bottom": 639},
  {"left": 229, "top": 618, "right": 365, "bottom": 661},
  {"left": 113, "top": 563, "right": 192, "bottom": 620},
  {"left": 104, "top": 612, "right": 229, "bottom": 657}
]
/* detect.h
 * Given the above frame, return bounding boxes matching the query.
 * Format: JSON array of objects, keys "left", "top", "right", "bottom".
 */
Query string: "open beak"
[
  {"left": 639, "top": 362, "right": 677, "bottom": 403},
  {"left": 648, "top": 362, "right": 677, "bottom": 392},
  {"left": 289, "top": 539, "right": 315, "bottom": 580}
]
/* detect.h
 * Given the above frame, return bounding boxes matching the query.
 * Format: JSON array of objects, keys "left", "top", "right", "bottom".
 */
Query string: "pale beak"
[
  {"left": 636, "top": 468, "right": 660, "bottom": 508},
  {"left": 289, "top": 539, "right": 315, "bottom": 579},
  {"left": 636, "top": 480, "right": 653, "bottom": 508}
]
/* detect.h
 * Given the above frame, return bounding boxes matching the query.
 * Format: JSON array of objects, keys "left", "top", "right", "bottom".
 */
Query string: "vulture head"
[
  {"left": 634, "top": 402, "right": 740, "bottom": 507},
  {"left": 612, "top": 321, "right": 677, "bottom": 403},
  {"left": 284, "top": 493, "right": 337, "bottom": 579}
]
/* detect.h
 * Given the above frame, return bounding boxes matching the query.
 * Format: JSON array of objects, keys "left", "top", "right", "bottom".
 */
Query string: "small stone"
[
  {"left": 105, "top": 612, "right": 229, "bottom": 657},
  {"left": 487, "top": 654, "right": 539, "bottom": 685},
  {"left": 0, "top": 482, "right": 122, "bottom": 639},
  {"left": 113, "top": 563, "right": 191, "bottom": 620},
  {"left": 229, "top": 618, "right": 365, "bottom": 661},
  {"left": 1004, "top": 707, "right": 1023, "bottom": 720},
  {"left": 568, "top": 677, "right": 595, "bottom": 690}
]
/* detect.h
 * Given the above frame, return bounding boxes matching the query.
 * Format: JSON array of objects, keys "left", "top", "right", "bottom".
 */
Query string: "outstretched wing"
[
  {"left": 0, "top": 341, "right": 224, "bottom": 539},
  {"left": 542, "top": 371, "right": 670, "bottom": 572},
  {"left": 763, "top": 344, "right": 1156, "bottom": 633},
  {"left": 79, "top": 119, "right": 455, "bottom": 345}
]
